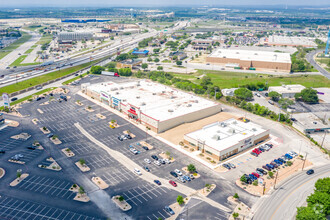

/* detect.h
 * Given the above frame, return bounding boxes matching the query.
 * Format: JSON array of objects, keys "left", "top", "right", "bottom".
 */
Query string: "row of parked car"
[
  {"left": 118, "top": 134, "right": 133, "bottom": 141},
  {"left": 251, "top": 143, "right": 273, "bottom": 157},
  {"left": 242, "top": 151, "right": 298, "bottom": 184},
  {"left": 222, "top": 162, "right": 236, "bottom": 170},
  {"left": 170, "top": 169, "right": 195, "bottom": 183}
]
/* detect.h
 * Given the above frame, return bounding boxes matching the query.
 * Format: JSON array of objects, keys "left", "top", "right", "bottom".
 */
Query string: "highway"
[
  {"left": 306, "top": 49, "right": 330, "bottom": 79},
  {"left": 0, "top": 21, "right": 188, "bottom": 88},
  {"left": 252, "top": 164, "right": 330, "bottom": 220}
]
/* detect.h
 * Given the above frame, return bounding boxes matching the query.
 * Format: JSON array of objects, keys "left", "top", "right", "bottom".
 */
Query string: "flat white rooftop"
[
  {"left": 185, "top": 118, "right": 268, "bottom": 152},
  {"left": 269, "top": 84, "right": 306, "bottom": 94},
  {"left": 266, "top": 35, "right": 317, "bottom": 47},
  {"left": 88, "top": 80, "right": 220, "bottom": 121},
  {"left": 208, "top": 49, "right": 291, "bottom": 63}
]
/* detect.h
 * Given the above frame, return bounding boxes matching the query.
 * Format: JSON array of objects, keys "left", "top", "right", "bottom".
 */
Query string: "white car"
[
  {"left": 174, "top": 169, "right": 183, "bottom": 176},
  {"left": 165, "top": 159, "right": 171, "bottom": 164},
  {"left": 178, "top": 176, "right": 186, "bottom": 183},
  {"left": 144, "top": 158, "right": 151, "bottom": 164},
  {"left": 154, "top": 160, "right": 161, "bottom": 166},
  {"left": 134, "top": 168, "right": 142, "bottom": 175},
  {"left": 289, "top": 151, "right": 298, "bottom": 157}
]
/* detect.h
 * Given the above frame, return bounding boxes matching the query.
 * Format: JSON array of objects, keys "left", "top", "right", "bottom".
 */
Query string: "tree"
[
  {"left": 278, "top": 98, "right": 294, "bottom": 109},
  {"left": 233, "top": 193, "right": 239, "bottom": 200},
  {"left": 268, "top": 91, "right": 281, "bottom": 101},
  {"left": 79, "top": 186, "right": 85, "bottom": 194},
  {"left": 240, "top": 175, "right": 247, "bottom": 183},
  {"left": 187, "top": 164, "right": 196, "bottom": 173},
  {"left": 147, "top": 57, "right": 153, "bottom": 62},
  {"left": 118, "top": 196, "right": 124, "bottom": 202},
  {"left": 142, "top": 63, "right": 148, "bottom": 70},
  {"left": 177, "top": 195, "right": 184, "bottom": 205},
  {"left": 154, "top": 58, "right": 160, "bottom": 63},
  {"left": 157, "top": 66, "right": 163, "bottom": 71},
  {"left": 153, "top": 48, "right": 160, "bottom": 53},
  {"left": 232, "top": 213, "right": 239, "bottom": 219},
  {"left": 176, "top": 60, "right": 182, "bottom": 66},
  {"left": 16, "top": 171, "right": 22, "bottom": 179},
  {"left": 234, "top": 88, "right": 253, "bottom": 101},
  {"left": 90, "top": 66, "right": 105, "bottom": 74},
  {"left": 287, "top": 161, "right": 293, "bottom": 166},
  {"left": 200, "top": 76, "right": 213, "bottom": 87},
  {"left": 295, "top": 88, "right": 319, "bottom": 104},
  {"left": 165, "top": 151, "right": 171, "bottom": 157},
  {"left": 268, "top": 171, "right": 274, "bottom": 178},
  {"left": 79, "top": 158, "right": 86, "bottom": 166},
  {"left": 296, "top": 206, "right": 324, "bottom": 220}
]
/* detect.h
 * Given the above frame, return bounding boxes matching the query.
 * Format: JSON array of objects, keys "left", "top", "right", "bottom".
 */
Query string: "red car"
[
  {"left": 253, "top": 148, "right": 261, "bottom": 155},
  {"left": 169, "top": 180, "right": 177, "bottom": 187},
  {"left": 252, "top": 172, "right": 260, "bottom": 178}
]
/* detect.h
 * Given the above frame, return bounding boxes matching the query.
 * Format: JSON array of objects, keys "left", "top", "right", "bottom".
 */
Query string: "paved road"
[
  {"left": 306, "top": 49, "right": 330, "bottom": 79},
  {"left": 252, "top": 164, "right": 330, "bottom": 220}
]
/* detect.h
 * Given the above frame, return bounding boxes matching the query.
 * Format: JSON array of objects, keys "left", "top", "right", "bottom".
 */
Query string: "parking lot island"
[
  {"left": 91, "top": 177, "right": 109, "bottom": 190},
  {"left": 112, "top": 196, "right": 132, "bottom": 211},
  {"left": 10, "top": 173, "right": 29, "bottom": 187},
  {"left": 0, "top": 168, "right": 5, "bottom": 179}
]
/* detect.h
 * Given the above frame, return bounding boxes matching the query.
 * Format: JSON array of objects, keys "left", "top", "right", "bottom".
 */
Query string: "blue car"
[
  {"left": 249, "top": 174, "right": 257, "bottom": 181},
  {"left": 278, "top": 158, "right": 286, "bottom": 163},
  {"left": 274, "top": 159, "right": 282, "bottom": 165},
  {"left": 285, "top": 154, "right": 293, "bottom": 160},
  {"left": 266, "top": 164, "right": 274, "bottom": 169},
  {"left": 183, "top": 175, "right": 191, "bottom": 182}
]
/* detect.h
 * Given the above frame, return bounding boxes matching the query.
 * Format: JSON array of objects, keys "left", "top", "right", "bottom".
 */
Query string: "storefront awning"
[{"left": 128, "top": 109, "right": 137, "bottom": 115}]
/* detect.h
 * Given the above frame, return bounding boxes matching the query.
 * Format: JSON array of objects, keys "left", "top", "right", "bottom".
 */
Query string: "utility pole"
[
  {"left": 320, "top": 131, "right": 328, "bottom": 149},
  {"left": 302, "top": 152, "right": 308, "bottom": 171},
  {"left": 273, "top": 171, "right": 279, "bottom": 189}
]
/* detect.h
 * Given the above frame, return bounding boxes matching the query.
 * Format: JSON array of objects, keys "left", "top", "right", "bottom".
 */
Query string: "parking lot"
[
  {"left": 9, "top": 148, "right": 44, "bottom": 164},
  {"left": 0, "top": 138, "right": 25, "bottom": 151},
  {"left": 0, "top": 195, "right": 99, "bottom": 220},
  {"left": 16, "top": 175, "right": 76, "bottom": 200}
]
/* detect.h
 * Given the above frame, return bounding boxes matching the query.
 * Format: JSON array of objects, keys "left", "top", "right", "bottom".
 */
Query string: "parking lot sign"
[{"left": 2, "top": 93, "right": 10, "bottom": 108}]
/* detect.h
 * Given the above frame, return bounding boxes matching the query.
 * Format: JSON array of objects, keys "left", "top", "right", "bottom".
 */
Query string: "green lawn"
[
  {"left": 0, "top": 32, "right": 32, "bottom": 60},
  {"left": 9, "top": 55, "right": 40, "bottom": 67},
  {"left": 23, "top": 25, "right": 42, "bottom": 31},
  {"left": 36, "top": 34, "right": 53, "bottom": 45},
  {"left": 0, "top": 58, "right": 103, "bottom": 96},
  {"left": 24, "top": 48, "right": 34, "bottom": 54},
  {"left": 173, "top": 70, "right": 330, "bottom": 88},
  {"left": 62, "top": 73, "right": 89, "bottom": 85},
  {"left": 0, "top": 87, "right": 57, "bottom": 110}
]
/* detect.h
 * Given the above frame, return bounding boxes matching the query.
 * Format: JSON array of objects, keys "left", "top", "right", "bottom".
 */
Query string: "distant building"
[
  {"left": 260, "top": 36, "right": 317, "bottom": 48},
  {"left": 192, "top": 39, "right": 214, "bottom": 50},
  {"left": 206, "top": 49, "right": 291, "bottom": 72},
  {"left": 131, "top": 49, "right": 149, "bottom": 57},
  {"left": 169, "top": 51, "right": 187, "bottom": 60},
  {"left": 268, "top": 84, "right": 306, "bottom": 98},
  {"left": 116, "top": 59, "right": 142, "bottom": 69},
  {"left": 61, "top": 19, "right": 110, "bottom": 23},
  {"left": 58, "top": 32, "right": 93, "bottom": 41}
]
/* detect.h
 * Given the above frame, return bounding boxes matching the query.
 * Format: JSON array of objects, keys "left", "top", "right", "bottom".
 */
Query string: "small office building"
[
  {"left": 268, "top": 84, "right": 306, "bottom": 98},
  {"left": 183, "top": 118, "right": 270, "bottom": 161}
]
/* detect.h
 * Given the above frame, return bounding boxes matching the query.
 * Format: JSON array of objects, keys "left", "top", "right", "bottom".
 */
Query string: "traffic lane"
[
  {"left": 253, "top": 164, "right": 330, "bottom": 220},
  {"left": 306, "top": 50, "right": 330, "bottom": 79}
]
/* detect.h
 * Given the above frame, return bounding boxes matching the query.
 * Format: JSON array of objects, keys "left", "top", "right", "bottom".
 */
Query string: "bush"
[
  {"left": 233, "top": 193, "right": 239, "bottom": 199},
  {"left": 187, "top": 164, "right": 196, "bottom": 173},
  {"left": 177, "top": 195, "right": 184, "bottom": 205},
  {"left": 268, "top": 171, "right": 274, "bottom": 178},
  {"left": 253, "top": 180, "right": 258, "bottom": 186},
  {"left": 118, "top": 196, "right": 124, "bottom": 202},
  {"left": 287, "top": 161, "right": 293, "bottom": 166}
]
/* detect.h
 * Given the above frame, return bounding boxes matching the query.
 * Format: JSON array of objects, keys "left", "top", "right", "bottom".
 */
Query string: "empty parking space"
[
  {"left": 60, "top": 132, "right": 85, "bottom": 143},
  {"left": 99, "top": 168, "right": 134, "bottom": 186},
  {"left": 17, "top": 175, "right": 76, "bottom": 200},
  {"left": 85, "top": 154, "right": 115, "bottom": 170},
  {"left": 0, "top": 126, "right": 14, "bottom": 135},
  {"left": 12, "top": 149, "right": 44, "bottom": 164},
  {"left": 67, "top": 142, "right": 98, "bottom": 155},
  {"left": 0, "top": 196, "right": 99, "bottom": 220},
  {"left": 0, "top": 138, "right": 24, "bottom": 151}
]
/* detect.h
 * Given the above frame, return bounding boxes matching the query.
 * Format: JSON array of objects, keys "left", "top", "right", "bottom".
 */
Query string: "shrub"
[
  {"left": 287, "top": 161, "right": 293, "bottom": 166},
  {"left": 233, "top": 193, "right": 239, "bottom": 199},
  {"left": 177, "top": 195, "right": 184, "bottom": 205},
  {"left": 253, "top": 180, "right": 258, "bottom": 186}
]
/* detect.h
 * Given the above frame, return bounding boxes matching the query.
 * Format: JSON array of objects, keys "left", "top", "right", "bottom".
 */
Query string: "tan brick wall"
[{"left": 253, "top": 134, "right": 270, "bottom": 145}]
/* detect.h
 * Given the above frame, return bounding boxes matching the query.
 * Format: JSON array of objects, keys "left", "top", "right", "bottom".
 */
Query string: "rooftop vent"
[
  {"left": 220, "top": 122, "right": 227, "bottom": 127},
  {"left": 140, "top": 102, "right": 146, "bottom": 106},
  {"left": 123, "top": 99, "right": 127, "bottom": 102},
  {"left": 162, "top": 91, "right": 165, "bottom": 93},
  {"left": 116, "top": 92, "right": 119, "bottom": 95},
  {"left": 186, "top": 104, "right": 192, "bottom": 107},
  {"left": 232, "top": 121, "right": 237, "bottom": 124},
  {"left": 236, "top": 52, "right": 239, "bottom": 54},
  {"left": 170, "top": 96, "right": 175, "bottom": 99},
  {"left": 254, "top": 53, "right": 258, "bottom": 55},
  {"left": 152, "top": 93, "right": 156, "bottom": 95},
  {"left": 252, "top": 128, "right": 257, "bottom": 131},
  {"left": 216, "top": 130, "right": 221, "bottom": 133},
  {"left": 120, "top": 87, "right": 124, "bottom": 90},
  {"left": 212, "top": 135, "right": 220, "bottom": 140},
  {"left": 194, "top": 100, "right": 199, "bottom": 103},
  {"left": 168, "top": 109, "right": 174, "bottom": 112},
  {"left": 136, "top": 96, "right": 140, "bottom": 99}
]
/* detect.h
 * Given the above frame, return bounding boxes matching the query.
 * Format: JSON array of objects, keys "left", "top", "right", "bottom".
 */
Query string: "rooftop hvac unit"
[
  {"left": 254, "top": 53, "right": 258, "bottom": 55},
  {"left": 186, "top": 104, "right": 192, "bottom": 107},
  {"left": 236, "top": 52, "right": 239, "bottom": 54},
  {"left": 170, "top": 96, "right": 175, "bottom": 99},
  {"left": 152, "top": 93, "right": 156, "bottom": 95},
  {"left": 123, "top": 99, "right": 127, "bottom": 102},
  {"left": 116, "top": 92, "right": 119, "bottom": 95},
  {"left": 232, "top": 121, "right": 237, "bottom": 124},
  {"left": 120, "top": 87, "right": 124, "bottom": 90},
  {"left": 162, "top": 91, "right": 165, "bottom": 93},
  {"left": 212, "top": 135, "right": 220, "bottom": 140},
  {"left": 136, "top": 81, "right": 140, "bottom": 86},
  {"left": 194, "top": 100, "right": 199, "bottom": 103},
  {"left": 136, "top": 96, "right": 140, "bottom": 99},
  {"left": 216, "top": 130, "right": 221, "bottom": 133},
  {"left": 168, "top": 109, "right": 174, "bottom": 112},
  {"left": 140, "top": 102, "right": 146, "bottom": 106},
  {"left": 252, "top": 128, "right": 257, "bottom": 131},
  {"left": 220, "top": 122, "right": 227, "bottom": 127}
]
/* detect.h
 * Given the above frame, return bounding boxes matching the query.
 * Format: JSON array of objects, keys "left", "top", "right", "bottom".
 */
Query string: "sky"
[{"left": 1, "top": 0, "right": 330, "bottom": 7}]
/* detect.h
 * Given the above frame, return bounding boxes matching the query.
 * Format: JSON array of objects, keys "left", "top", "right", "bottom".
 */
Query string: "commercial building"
[
  {"left": 84, "top": 80, "right": 221, "bottom": 133},
  {"left": 268, "top": 84, "right": 305, "bottom": 98},
  {"left": 116, "top": 59, "right": 142, "bottom": 69},
  {"left": 192, "top": 39, "right": 214, "bottom": 50},
  {"left": 58, "top": 32, "right": 93, "bottom": 41},
  {"left": 206, "top": 49, "right": 291, "bottom": 72},
  {"left": 261, "top": 36, "right": 317, "bottom": 48},
  {"left": 184, "top": 118, "right": 270, "bottom": 161},
  {"left": 131, "top": 49, "right": 149, "bottom": 57},
  {"left": 169, "top": 51, "right": 187, "bottom": 60}
]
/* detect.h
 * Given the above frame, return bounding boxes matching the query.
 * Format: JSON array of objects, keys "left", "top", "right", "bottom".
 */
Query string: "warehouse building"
[
  {"left": 183, "top": 118, "right": 270, "bottom": 161},
  {"left": 268, "top": 84, "right": 305, "bottom": 98},
  {"left": 206, "top": 49, "right": 291, "bottom": 72},
  {"left": 84, "top": 80, "right": 221, "bottom": 133},
  {"left": 58, "top": 32, "right": 93, "bottom": 41},
  {"left": 261, "top": 36, "right": 317, "bottom": 48}
]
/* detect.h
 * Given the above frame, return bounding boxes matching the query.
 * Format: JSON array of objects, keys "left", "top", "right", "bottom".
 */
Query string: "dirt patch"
[
  {"left": 198, "top": 184, "right": 216, "bottom": 197},
  {"left": 37, "top": 109, "right": 44, "bottom": 114},
  {"left": 62, "top": 148, "right": 75, "bottom": 157},
  {"left": 159, "top": 152, "right": 175, "bottom": 162},
  {"left": 0, "top": 168, "right": 5, "bottom": 178},
  {"left": 196, "top": 152, "right": 218, "bottom": 165},
  {"left": 123, "top": 130, "right": 136, "bottom": 138},
  {"left": 159, "top": 112, "right": 234, "bottom": 145},
  {"left": 236, "top": 158, "right": 313, "bottom": 196},
  {"left": 75, "top": 161, "right": 90, "bottom": 172},
  {"left": 38, "top": 157, "right": 62, "bottom": 171},
  {"left": 7, "top": 120, "right": 19, "bottom": 127},
  {"left": 40, "top": 127, "right": 50, "bottom": 134},
  {"left": 112, "top": 196, "right": 132, "bottom": 211},
  {"left": 189, "top": 54, "right": 207, "bottom": 64},
  {"left": 32, "top": 118, "right": 39, "bottom": 125},
  {"left": 10, "top": 173, "right": 29, "bottom": 187},
  {"left": 33, "top": 142, "right": 44, "bottom": 150},
  {"left": 214, "top": 165, "right": 228, "bottom": 173},
  {"left": 91, "top": 177, "right": 109, "bottom": 190},
  {"left": 96, "top": 113, "right": 106, "bottom": 120},
  {"left": 228, "top": 197, "right": 251, "bottom": 220},
  {"left": 85, "top": 107, "right": 95, "bottom": 112},
  {"left": 182, "top": 167, "right": 201, "bottom": 179},
  {"left": 11, "top": 133, "right": 31, "bottom": 141},
  {"left": 40, "top": 102, "right": 49, "bottom": 106},
  {"left": 139, "top": 141, "right": 154, "bottom": 150},
  {"left": 74, "top": 193, "right": 90, "bottom": 202},
  {"left": 75, "top": 101, "right": 84, "bottom": 106},
  {"left": 50, "top": 137, "right": 62, "bottom": 145}
]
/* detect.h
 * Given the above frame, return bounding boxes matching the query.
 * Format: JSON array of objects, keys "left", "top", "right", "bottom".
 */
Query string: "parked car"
[
  {"left": 36, "top": 86, "right": 42, "bottom": 90},
  {"left": 134, "top": 168, "right": 142, "bottom": 175},
  {"left": 144, "top": 158, "right": 151, "bottom": 164},
  {"left": 189, "top": 174, "right": 195, "bottom": 180},
  {"left": 251, "top": 152, "right": 258, "bottom": 157},
  {"left": 27, "top": 146, "right": 36, "bottom": 150},
  {"left": 278, "top": 158, "right": 286, "bottom": 164},
  {"left": 143, "top": 166, "right": 150, "bottom": 172},
  {"left": 243, "top": 174, "right": 252, "bottom": 184},
  {"left": 151, "top": 155, "right": 159, "bottom": 160},
  {"left": 0, "top": 150, "right": 5, "bottom": 154},
  {"left": 154, "top": 160, "right": 161, "bottom": 166},
  {"left": 165, "top": 159, "right": 171, "bottom": 164},
  {"left": 285, "top": 154, "right": 293, "bottom": 160},
  {"left": 159, "top": 159, "right": 166, "bottom": 164},
  {"left": 257, "top": 168, "right": 267, "bottom": 175},
  {"left": 165, "top": 206, "right": 175, "bottom": 215},
  {"left": 130, "top": 148, "right": 138, "bottom": 155},
  {"left": 265, "top": 143, "right": 273, "bottom": 148},
  {"left": 10, "top": 97, "right": 18, "bottom": 102},
  {"left": 228, "top": 163, "right": 236, "bottom": 169},
  {"left": 306, "top": 169, "right": 314, "bottom": 175},
  {"left": 169, "top": 180, "right": 177, "bottom": 187},
  {"left": 270, "top": 162, "right": 278, "bottom": 168},
  {"left": 170, "top": 171, "right": 178, "bottom": 178},
  {"left": 118, "top": 136, "right": 123, "bottom": 141},
  {"left": 281, "top": 156, "right": 289, "bottom": 162},
  {"left": 252, "top": 172, "right": 260, "bottom": 178},
  {"left": 125, "top": 134, "right": 132, "bottom": 139},
  {"left": 256, "top": 171, "right": 263, "bottom": 176},
  {"left": 222, "top": 163, "right": 231, "bottom": 170},
  {"left": 249, "top": 174, "right": 257, "bottom": 181},
  {"left": 258, "top": 147, "right": 265, "bottom": 152},
  {"left": 178, "top": 176, "right": 186, "bottom": 183},
  {"left": 154, "top": 180, "right": 161, "bottom": 185},
  {"left": 142, "top": 146, "right": 149, "bottom": 151},
  {"left": 47, "top": 133, "right": 54, "bottom": 138},
  {"left": 174, "top": 169, "right": 183, "bottom": 176},
  {"left": 268, "top": 100, "right": 274, "bottom": 105},
  {"left": 274, "top": 159, "right": 282, "bottom": 165},
  {"left": 267, "top": 164, "right": 274, "bottom": 169},
  {"left": 183, "top": 175, "right": 191, "bottom": 182},
  {"left": 262, "top": 165, "right": 271, "bottom": 171}
]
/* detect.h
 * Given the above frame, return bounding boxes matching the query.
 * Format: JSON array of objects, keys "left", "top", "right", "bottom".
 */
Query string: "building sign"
[
  {"left": 100, "top": 91, "right": 110, "bottom": 101},
  {"left": 2, "top": 93, "right": 10, "bottom": 108},
  {"left": 128, "top": 106, "right": 137, "bottom": 115},
  {"left": 112, "top": 97, "right": 120, "bottom": 106},
  {"left": 244, "top": 138, "right": 252, "bottom": 144}
]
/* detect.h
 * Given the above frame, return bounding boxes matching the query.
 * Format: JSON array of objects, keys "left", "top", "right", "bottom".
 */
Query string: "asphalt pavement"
[{"left": 306, "top": 49, "right": 330, "bottom": 79}]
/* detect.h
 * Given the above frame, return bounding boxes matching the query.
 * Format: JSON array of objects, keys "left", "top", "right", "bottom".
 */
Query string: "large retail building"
[
  {"left": 206, "top": 49, "right": 291, "bottom": 72},
  {"left": 83, "top": 80, "right": 222, "bottom": 133},
  {"left": 183, "top": 118, "right": 270, "bottom": 161}
]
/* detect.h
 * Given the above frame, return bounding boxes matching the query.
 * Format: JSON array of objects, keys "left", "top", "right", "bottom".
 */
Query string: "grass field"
[
  {"left": 23, "top": 25, "right": 42, "bottom": 31},
  {"left": 173, "top": 70, "right": 330, "bottom": 88},
  {"left": 0, "top": 87, "right": 57, "bottom": 110},
  {"left": 0, "top": 59, "right": 101, "bottom": 96},
  {"left": 24, "top": 48, "right": 34, "bottom": 54},
  {"left": 9, "top": 55, "right": 41, "bottom": 67},
  {"left": 0, "top": 32, "right": 32, "bottom": 60},
  {"left": 316, "top": 58, "right": 330, "bottom": 72},
  {"left": 62, "top": 73, "right": 89, "bottom": 85},
  {"left": 36, "top": 34, "right": 53, "bottom": 45}
]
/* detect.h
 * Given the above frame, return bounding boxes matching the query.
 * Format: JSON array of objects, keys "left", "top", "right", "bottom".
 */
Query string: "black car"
[
  {"left": 60, "top": 95, "right": 67, "bottom": 101},
  {"left": 27, "top": 146, "right": 36, "bottom": 150},
  {"left": 125, "top": 134, "right": 132, "bottom": 139},
  {"left": 49, "top": 93, "right": 53, "bottom": 96},
  {"left": 262, "top": 165, "right": 271, "bottom": 171},
  {"left": 118, "top": 136, "right": 123, "bottom": 141},
  {"left": 306, "top": 169, "right": 314, "bottom": 175},
  {"left": 243, "top": 174, "right": 252, "bottom": 184},
  {"left": 257, "top": 168, "right": 267, "bottom": 175},
  {"left": 143, "top": 166, "right": 150, "bottom": 172},
  {"left": 151, "top": 155, "right": 158, "bottom": 160},
  {"left": 10, "top": 97, "right": 18, "bottom": 102},
  {"left": 35, "top": 97, "right": 42, "bottom": 101},
  {"left": 251, "top": 152, "right": 258, "bottom": 157},
  {"left": 142, "top": 146, "right": 149, "bottom": 151},
  {"left": 170, "top": 171, "right": 178, "bottom": 178},
  {"left": 222, "top": 164, "right": 231, "bottom": 170},
  {"left": 0, "top": 150, "right": 5, "bottom": 154}
]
